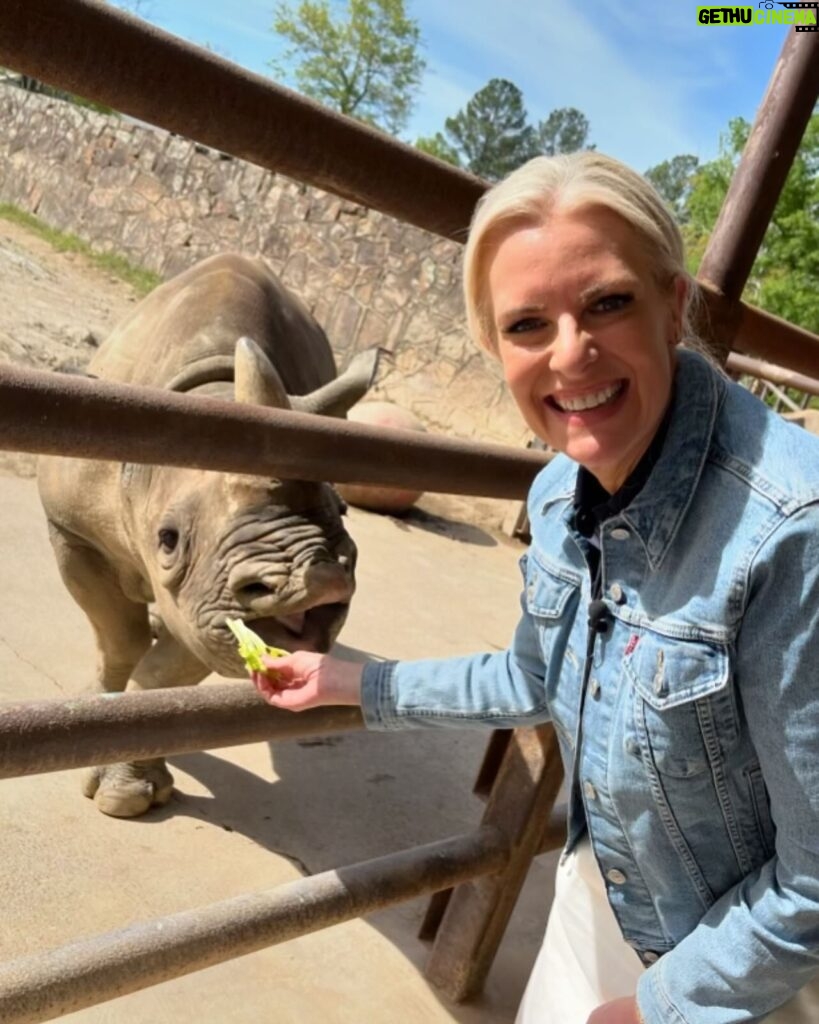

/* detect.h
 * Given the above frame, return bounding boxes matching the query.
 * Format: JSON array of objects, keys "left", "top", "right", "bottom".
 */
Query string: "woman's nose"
[{"left": 549, "top": 315, "right": 596, "bottom": 376}]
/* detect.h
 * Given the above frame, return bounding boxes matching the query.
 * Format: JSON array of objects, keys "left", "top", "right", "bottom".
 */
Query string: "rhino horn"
[
  {"left": 234, "top": 336, "right": 291, "bottom": 410},
  {"left": 289, "top": 347, "right": 384, "bottom": 418}
]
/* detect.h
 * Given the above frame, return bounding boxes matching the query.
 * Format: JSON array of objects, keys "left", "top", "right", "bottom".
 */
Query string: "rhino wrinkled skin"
[{"left": 37, "top": 253, "right": 378, "bottom": 818}]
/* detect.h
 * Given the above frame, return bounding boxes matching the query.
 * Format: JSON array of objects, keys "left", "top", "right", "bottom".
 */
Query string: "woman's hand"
[
  {"left": 587, "top": 996, "right": 642, "bottom": 1023},
  {"left": 250, "top": 651, "right": 364, "bottom": 712}
]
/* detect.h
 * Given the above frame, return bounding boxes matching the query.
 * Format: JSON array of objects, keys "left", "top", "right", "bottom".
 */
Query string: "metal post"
[{"left": 696, "top": 28, "right": 819, "bottom": 359}]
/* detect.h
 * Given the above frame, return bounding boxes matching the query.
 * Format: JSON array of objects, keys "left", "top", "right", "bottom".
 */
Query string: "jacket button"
[
  {"left": 583, "top": 780, "right": 597, "bottom": 800},
  {"left": 610, "top": 527, "right": 630, "bottom": 541},
  {"left": 609, "top": 582, "right": 626, "bottom": 604},
  {"left": 606, "top": 868, "right": 627, "bottom": 885},
  {"left": 589, "top": 677, "right": 601, "bottom": 699},
  {"left": 643, "top": 951, "right": 660, "bottom": 964}
]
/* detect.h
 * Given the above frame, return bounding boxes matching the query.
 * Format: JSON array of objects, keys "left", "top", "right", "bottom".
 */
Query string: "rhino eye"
[{"left": 158, "top": 528, "right": 179, "bottom": 553}]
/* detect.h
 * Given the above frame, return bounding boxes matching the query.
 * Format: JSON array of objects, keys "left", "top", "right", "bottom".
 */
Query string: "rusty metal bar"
[
  {"left": 730, "top": 300, "right": 819, "bottom": 379},
  {"left": 2, "top": 6, "right": 818, "bottom": 384},
  {"left": 0, "top": 684, "right": 363, "bottom": 779},
  {"left": 694, "top": 285, "right": 819, "bottom": 377},
  {"left": 697, "top": 29, "right": 819, "bottom": 306},
  {"left": 424, "top": 725, "right": 564, "bottom": 1001},
  {"left": 0, "top": 363, "right": 548, "bottom": 499},
  {"left": 727, "top": 351, "right": 819, "bottom": 398},
  {"left": 0, "top": 825, "right": 509, "bottom": 1024},
  {"left": 0, "top": 0, "right": 484, "bottom": 241}
]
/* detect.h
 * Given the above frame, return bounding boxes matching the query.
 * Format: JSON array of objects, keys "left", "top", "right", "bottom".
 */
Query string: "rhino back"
[{"left": 89, "top": 253, "right": 338, "bottom": 394}]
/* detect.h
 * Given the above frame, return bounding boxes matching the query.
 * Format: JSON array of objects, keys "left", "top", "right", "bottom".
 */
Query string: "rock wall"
[{"left": 0, "top": 85, "right": 530, "bottom": 470}]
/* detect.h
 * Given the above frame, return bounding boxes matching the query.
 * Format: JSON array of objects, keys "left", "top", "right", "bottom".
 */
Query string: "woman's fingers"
[{"left": 250, "top": 653, "right": 363, "bottom": 710}]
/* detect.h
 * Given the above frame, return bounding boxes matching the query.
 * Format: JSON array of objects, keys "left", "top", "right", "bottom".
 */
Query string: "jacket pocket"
[
  {"left": 523, "top": 550, "right": 581, "bottom": 673},
  {"left": 624, "top": 628, "right": 736, "bottom": 778}
]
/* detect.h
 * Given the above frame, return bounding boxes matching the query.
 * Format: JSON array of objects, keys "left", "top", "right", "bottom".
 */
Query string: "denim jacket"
[{"left": 361, "top": 350, "right": 819, "bottom": 1023}]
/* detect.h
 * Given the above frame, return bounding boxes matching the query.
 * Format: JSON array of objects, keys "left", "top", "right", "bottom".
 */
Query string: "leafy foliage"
[
  {"left": 270, "top": 0, "right": 425, "bottom": 135},
  {"left": 415, "top": 131, "right": 462, "bottom": 167},
  {"left": 538, "top": 107, "right": 594, "bottom": 157},
  {"left": 441, "top": 79, "right": 539, "bottom": 181},
  {"left": 417, "top": 78, "right": 594, "bottom": 181},
  {"left": 645, "top": 154, "right": 700, "bottom": 222},
  {"left": 682, "top": 114, "right": 819, "bottom": 334}
]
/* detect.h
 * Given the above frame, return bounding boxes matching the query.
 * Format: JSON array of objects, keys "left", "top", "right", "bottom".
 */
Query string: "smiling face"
[{"left": 487, "top": 205, "right": 686, "bottom": 493}]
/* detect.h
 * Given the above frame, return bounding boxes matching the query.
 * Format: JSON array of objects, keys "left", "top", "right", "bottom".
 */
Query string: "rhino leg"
[
  {"left": 45, "top": 523, "right": 152, "bottom": 693},
  {"left": 84, "top": 623, "right": 210, "bottom": 818},
  {"left": 45, "top": 525, "right": 208, "bottom": 818}
]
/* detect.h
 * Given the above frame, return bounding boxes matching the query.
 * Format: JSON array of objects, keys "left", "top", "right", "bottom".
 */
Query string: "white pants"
[{"left": 516, "top": 840, "right": 819, "bottom": 1024}]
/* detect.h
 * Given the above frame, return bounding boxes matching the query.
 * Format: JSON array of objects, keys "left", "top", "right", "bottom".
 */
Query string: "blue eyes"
[
  {"left": 507, "top": 317, "right": 545, "bottom": 335},
  {"left": 503, "top": 293, "right": 634, "bottom": 336},
  {"left": 590, "top": 293, "right": 633, "bottom": 314}
]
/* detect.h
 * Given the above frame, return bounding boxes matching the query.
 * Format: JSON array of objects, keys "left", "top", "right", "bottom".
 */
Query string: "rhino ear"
[
  {"left": 290, "top": 347, "right": 384, "bottom": 418},
  {"left": 234, "top": 336, "right": 291, "bottom": 409}
]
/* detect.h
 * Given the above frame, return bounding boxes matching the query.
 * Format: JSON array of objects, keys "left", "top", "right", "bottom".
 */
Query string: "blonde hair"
[{"left": 463, "top": 151, "right": 701, "bottom": 353}]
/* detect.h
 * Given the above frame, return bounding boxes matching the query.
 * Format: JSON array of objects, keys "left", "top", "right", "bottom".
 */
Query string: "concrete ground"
[{"left": 0, "top": 473, "right": 560, "bottom": 1024}]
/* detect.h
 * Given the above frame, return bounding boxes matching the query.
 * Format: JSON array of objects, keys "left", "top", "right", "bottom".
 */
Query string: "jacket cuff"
[
  {"left": 637, "top": 964, "right": 687, "bottom": 1024},
  {"left": 360, "top": 659, "right": 403, "bottom": 730}
]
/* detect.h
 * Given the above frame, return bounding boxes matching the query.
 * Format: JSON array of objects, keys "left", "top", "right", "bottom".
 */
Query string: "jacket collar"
[{"left": 620, "top": 348, "right": 723, "bottom": 571}]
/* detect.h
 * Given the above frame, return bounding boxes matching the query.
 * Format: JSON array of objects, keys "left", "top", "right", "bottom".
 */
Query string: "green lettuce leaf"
[{"left": 226, "top": 618, "right": 288, "bottom": 673}]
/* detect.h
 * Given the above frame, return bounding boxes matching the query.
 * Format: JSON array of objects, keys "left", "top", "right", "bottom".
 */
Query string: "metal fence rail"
[
  {"left": 0, "top": 2, "right": 818, "bottom": 1018},
  {"left": 0, "top": 363, "right": 549, "bottom": 498},
  {"left": 728, "top": 352, "right": 819, "bottom": 401},
  {"left": 0, "top": 0, "right": 484, "bottom": 241},
  {"left": 0, "top": 827, "right": 509, "bottom": 1024},
  {"left": 0, "top": 685, "right": 363, "bottom": 779},
  {"left": 1, "top": 1, "right": 818, "bottom": 377}
]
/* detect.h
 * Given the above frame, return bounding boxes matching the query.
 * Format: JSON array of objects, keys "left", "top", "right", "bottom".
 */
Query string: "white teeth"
[{"left": 552, "top": 382, "right": 622, "bottom": 412}]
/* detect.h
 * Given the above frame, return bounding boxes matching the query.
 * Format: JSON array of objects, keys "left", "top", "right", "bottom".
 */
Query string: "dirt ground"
[{"left": 0, "top": 223, "right": 559, "bottom": 1022}]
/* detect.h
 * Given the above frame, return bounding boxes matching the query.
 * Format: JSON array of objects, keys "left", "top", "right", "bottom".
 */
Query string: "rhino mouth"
[{"left": 241, "top": 604, "right": 349, "bottom": 653}]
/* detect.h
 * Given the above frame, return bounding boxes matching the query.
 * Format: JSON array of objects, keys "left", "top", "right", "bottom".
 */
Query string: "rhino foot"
[{"left": 82, "top": 759, "right": 174, "bottom": 818}]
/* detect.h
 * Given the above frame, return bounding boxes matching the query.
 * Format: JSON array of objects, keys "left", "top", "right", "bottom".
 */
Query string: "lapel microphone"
[{"left": 588, "top": 599, "right": 612, "bottom": 635}]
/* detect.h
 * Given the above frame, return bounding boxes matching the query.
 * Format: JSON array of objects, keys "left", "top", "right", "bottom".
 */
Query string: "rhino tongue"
[{"left": 275, "top": 612, "right": 306, "bottom": 636}]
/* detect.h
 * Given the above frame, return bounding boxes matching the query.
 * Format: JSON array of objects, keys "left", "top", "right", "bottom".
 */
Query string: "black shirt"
[{"left": 572, "top": 396, "right": 674, "bottom": 593}]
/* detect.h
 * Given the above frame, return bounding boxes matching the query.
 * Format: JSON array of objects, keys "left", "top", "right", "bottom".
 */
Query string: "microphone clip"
[{"left": 588, "top": 599, "right": 612, "bottom": 635}]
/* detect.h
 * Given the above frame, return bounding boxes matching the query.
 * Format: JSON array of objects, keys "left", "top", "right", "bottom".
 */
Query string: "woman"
[{"left": 251, "top": 153, "right": 819, "bottom": 1023}]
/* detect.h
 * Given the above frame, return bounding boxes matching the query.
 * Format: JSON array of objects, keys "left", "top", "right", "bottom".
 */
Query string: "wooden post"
[{"left": 424, "top": 725, "right": 565, "bottom": 1001}]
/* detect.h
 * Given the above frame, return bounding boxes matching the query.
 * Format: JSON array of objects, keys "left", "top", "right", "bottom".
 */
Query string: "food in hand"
[{"left": 226, "top": 618, "right": 288, "bottom": 674}]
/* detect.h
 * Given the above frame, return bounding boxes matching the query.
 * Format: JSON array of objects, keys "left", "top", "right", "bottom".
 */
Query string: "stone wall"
[{"left": 0, "top": 85, "right": 530, "bottom": 472}]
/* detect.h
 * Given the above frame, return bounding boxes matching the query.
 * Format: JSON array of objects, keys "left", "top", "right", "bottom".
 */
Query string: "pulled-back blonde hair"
[{"left": 463, "top": 151, "right": 700, "bottom": 353}]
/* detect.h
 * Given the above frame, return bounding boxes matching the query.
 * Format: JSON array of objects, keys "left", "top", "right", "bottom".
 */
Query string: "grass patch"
[{"left": 0, "top": 203, "right": 161, "bottom": 296}]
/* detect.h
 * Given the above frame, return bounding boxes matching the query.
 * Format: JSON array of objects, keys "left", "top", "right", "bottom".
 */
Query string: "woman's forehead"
[{"left": 488, "top": 215, "right": 646, "bottom": 298}]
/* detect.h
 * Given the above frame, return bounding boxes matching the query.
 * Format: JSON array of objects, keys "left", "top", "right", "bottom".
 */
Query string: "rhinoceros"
[{"left": 37, "top": 252, "right": 377, "bottom": 818}]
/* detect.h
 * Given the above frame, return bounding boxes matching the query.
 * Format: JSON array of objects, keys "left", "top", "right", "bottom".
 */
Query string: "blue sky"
[{"left": 127, "top": 0, "right": 792, "bottom": 172}]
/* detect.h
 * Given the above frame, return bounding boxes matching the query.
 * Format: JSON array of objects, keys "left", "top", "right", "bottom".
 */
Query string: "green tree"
[
  {"left": 270, "top": 0, "right": 425, "bottom": 135},
  {"left": 645, "top": 154, "right": 700, "bottom": 221},
  {"left": 437, "top": 78, "right": 539, "bottom": 181},
  {"left": 684, "top": 114, "right": 819, "bottom": 334},
  {"left": 537, "top": 106, "right": 593, "bottom": 156},
  {"left": 416, "top": 87, "right": 594, "bottom": 179},
  {"left": 415, "top": 131, "right": 462, "bottom": 167}
]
